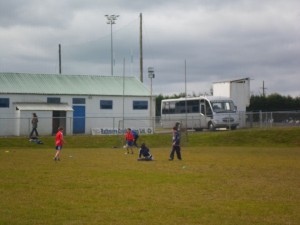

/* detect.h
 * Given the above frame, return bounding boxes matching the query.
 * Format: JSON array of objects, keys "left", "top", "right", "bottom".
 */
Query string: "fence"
[
  {"left": 243, "top": 111, "right": 300, "bottom": 128},
  {"left": 0, "top": 111, "right": 299, "bottom": 136}
]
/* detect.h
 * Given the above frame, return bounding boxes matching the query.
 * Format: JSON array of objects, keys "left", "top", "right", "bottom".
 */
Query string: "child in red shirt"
[
  {"left": 54, "top": 127, "right": 65, "bottom": 161},
  {"left": 124, "top": 128, "right": 134, "bottom": 154}
]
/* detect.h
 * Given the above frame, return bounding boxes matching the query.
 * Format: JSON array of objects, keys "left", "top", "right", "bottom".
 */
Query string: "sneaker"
[
  {"left": 53, "top": 157, "right": 57, "bottom": 161},
  {"left": 168, "top": 158, "right": 173, "bottom": 161}
]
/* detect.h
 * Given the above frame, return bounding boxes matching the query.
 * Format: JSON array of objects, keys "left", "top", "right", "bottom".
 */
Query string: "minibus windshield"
[{"left": 211, "top": 100, "right": 236, "bottom": 113}]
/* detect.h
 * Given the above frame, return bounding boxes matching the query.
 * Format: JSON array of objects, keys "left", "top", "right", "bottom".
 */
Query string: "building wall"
[
  {"left": 213, "top": 79, "right": 250, "bottom": 112},
  {"left": 17, "top": 111, "right": 55, "bottom": 137},
  {"left": 213, "top": 79, "right": 250, "bottom": 128},
  {"left": 230, "top": 81, "right": 250, "bottom": 112},
  {"left": 0, "top": 94, "right": 153, "bottom": 136},
  {"left": 213, "top": 82, "right": 231, "bottom": 98}
]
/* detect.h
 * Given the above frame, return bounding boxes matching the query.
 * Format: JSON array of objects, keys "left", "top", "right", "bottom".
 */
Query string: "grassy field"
[{"left": 0, "top": 127, "right": 299, "bottom": 225}]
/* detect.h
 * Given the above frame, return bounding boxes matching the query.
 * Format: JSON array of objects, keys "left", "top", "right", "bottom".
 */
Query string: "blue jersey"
[{"left": 132, "top": 130, "right": 139, "bottom": 138}]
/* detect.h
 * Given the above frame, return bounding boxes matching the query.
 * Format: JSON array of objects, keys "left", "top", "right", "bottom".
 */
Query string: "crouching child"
[{"left": 138, "top": 143, "right": 153, "bottom": 161}]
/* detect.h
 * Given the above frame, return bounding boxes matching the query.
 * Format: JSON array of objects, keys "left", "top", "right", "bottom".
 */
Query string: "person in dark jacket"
[
  {"left": 169, "top": 126, "right": 182, "bottom": 160},
  {"left": 138, "top": 143, "right": 153, "bottom": 161},
  {"left": 29, "top": 113, "right": 39, "bottom": 138}
]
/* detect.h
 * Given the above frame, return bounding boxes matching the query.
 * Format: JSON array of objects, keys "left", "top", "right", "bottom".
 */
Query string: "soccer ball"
[{"left": 123, "top": 145, "right": 128, "bottom": 149}]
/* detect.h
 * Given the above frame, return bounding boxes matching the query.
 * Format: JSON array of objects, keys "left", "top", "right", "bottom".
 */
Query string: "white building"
[
  {"left": 213, "top": 78, "right": 250, "bottom": 112},
  {"left": 213, "top": 78, "right": 250, "bottom": 127},
  {"left": 0, "top": 73, "right": 155, "bottom": 136}
]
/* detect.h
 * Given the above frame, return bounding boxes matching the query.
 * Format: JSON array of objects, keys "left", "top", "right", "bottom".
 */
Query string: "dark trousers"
[
  {"left": 133, "top": 137, "right": 139, "bottom": 147},
  {"left": 169, "top": 145, "right": 182, "bottom": 160},
  {"left": 30, "top": 127, "right": 39, "bottom": 137}
]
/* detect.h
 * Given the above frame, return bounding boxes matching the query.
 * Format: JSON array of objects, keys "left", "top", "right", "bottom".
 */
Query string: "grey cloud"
[{"left": 0, "top": 0, "right": 299, "bottom": 97}]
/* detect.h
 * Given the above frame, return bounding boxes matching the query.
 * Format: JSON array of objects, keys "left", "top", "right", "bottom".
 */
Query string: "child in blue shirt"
[{"left": 131, "top": 129, "right": 139, "bottom": 147}]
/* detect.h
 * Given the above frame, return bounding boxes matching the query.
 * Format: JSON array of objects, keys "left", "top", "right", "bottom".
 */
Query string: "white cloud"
[{"left": 0, "top": 0, "right": 299, "bottom": 97}]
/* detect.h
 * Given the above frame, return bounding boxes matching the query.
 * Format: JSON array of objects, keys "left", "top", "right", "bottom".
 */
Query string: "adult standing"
[
  {"left": 169, "top": 126, "right": 182, "bottom": 161},
  {"left": 29, "top": 113, "right": 39, "bottom": 138}
]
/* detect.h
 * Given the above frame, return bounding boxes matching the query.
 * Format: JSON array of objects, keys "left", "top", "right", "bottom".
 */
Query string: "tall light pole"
[
  {"left": 105, "top": 14, "right": 119, "bottom": 76},
  {"left": 148, "top": 67, "right": 155, "bottom": 132}
]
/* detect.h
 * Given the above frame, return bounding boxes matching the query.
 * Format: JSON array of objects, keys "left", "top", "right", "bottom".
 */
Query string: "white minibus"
[{"left": 161, "top": 96, "right": 239, "bottom": 130}]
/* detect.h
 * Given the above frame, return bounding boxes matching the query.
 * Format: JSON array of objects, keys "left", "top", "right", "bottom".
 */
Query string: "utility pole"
[
  {"left": 58, "top": 44, "right": 62, "bottom": 74},
  {"left": 262, "top": 80, "right": 267, "bottom": 97},
  {"left": 105, "top": 15, "right": 119, "bottom": 76},
  {"left": 139, "top": 13, "right": 143, "bottom": 82}
]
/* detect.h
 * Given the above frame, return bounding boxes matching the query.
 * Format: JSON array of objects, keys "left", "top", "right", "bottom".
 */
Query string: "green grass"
[
  {"left": 0, "top": 127, "right": 299, "bottom": 225},
  {"left": 1, "top": 126, "right": 300, "bottom": 149}
]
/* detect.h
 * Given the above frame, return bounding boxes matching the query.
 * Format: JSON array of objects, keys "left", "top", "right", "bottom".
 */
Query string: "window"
[
  {"left": 175, "top": 101, "right": 186, "bottom": 113},
  {"left": 100, "top": 100, "right": 113, "bottom": 109},
  {"left": 169, "top": 102, "right": 175, "bottom": 114},
  {"left": 47, "top": 97, "right": 60, "bottom": 103},
  {"left": 73, "top": 98, "right": 86, "bottom": 104},
  {"left": 206, "top": 100, "right": 212, "bottom": 116},
  {"left": 200, "top": 105, "right": 205, "bottom": 114},
  {"left": 133, "top": 101, "right": 148, "bottom": 110},
  {"left": 189, "top": 100, "right": 200, "bottom": 113},
  {"left": 162, "top": 102, "right": 169, "bottom": 114},
  {"left": 162, "top": 101, "right": 176, "bottom": 114},
  {"left": 164, "top": 100, "right": 200, "bottom": 114},
  {"left": 0, "top": 98, "right": 9, "bottom": 108},
  {"left": 211, "top": 100, "right": 235, "bottom": 112}
]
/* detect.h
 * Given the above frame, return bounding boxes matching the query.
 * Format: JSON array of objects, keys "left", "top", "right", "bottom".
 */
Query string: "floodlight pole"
[
  {"left": 105, "top": 15, "right": 119, "bottom": 76},
  {"left": 148, "top": 67, "right": 155, "bottom": 133}
]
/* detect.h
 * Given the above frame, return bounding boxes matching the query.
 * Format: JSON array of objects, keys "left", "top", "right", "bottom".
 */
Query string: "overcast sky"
[{"left": 0, "top": 0, "right": 299, "bottom": 97}]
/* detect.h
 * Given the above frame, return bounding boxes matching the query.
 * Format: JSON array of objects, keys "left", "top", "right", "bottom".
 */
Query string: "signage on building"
[{"left": 91, "top": 128, "right": 153, "bottom": 135}]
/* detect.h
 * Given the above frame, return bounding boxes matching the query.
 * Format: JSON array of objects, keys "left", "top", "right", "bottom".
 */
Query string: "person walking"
[
  {"left": 138, "top": 143, "right": 153, "bottom": 161},
  {"left": 124, "top": 128, "right": 134, "bottom": 154},
  {"left": 29, "top": 113, "right": 39, "bottom": 138},
  {"left": 54, "top": 127, "right": 65, "bottom": 161},
  {"left": 169, "top": 126, "right": 182, "bottom": 160}
]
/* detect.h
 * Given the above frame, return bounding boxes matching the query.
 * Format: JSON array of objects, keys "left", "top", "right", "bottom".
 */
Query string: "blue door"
[{"left": 73, "top": 106, "right": 85, "bottom": 134}]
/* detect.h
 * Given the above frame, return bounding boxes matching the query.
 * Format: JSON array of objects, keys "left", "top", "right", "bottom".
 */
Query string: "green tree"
[{"left": 247, "top": 93, "right": 300, "bottom": 111}]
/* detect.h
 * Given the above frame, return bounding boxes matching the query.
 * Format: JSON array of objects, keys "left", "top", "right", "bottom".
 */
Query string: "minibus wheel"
[{"left": 208, "top": 122, "right": 215, "bottom": 131}]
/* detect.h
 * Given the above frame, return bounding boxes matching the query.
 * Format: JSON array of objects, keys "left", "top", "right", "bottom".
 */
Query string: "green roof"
[{"left": 0, "top": 73, "right": 150, "bottom": 96}]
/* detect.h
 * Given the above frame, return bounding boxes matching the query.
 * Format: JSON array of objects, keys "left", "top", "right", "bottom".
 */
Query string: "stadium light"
[
  {"left": 148, "top": 67, "right": 155, "bottom": 132},
  {"left": 105, "top": 15, "right": 119, "bottom": 76}
]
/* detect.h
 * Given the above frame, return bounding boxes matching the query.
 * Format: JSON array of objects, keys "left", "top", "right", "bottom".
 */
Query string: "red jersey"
[
  {"left": 55, "top": 131, "right": 64, "bottom": 146},
  {"left": 125, "top": 131, "right": 134, "bottom": 141}
]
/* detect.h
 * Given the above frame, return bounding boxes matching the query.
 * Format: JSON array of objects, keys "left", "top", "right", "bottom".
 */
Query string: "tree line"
[
  {"left": 247, "top": 93, "right": 300, "bottom": 112},
  {"left": 155, "top": 93, "right": 300, "bottom": 116}
]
